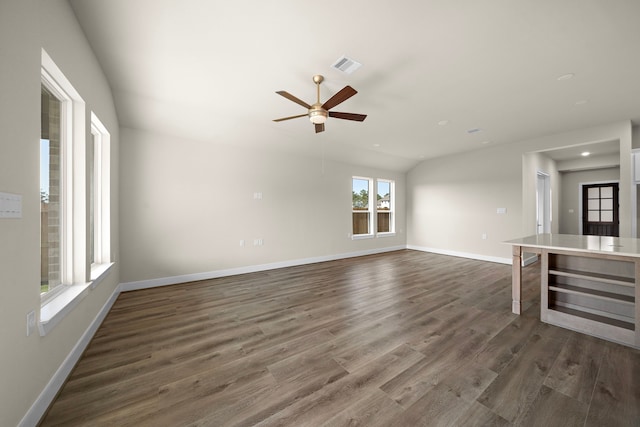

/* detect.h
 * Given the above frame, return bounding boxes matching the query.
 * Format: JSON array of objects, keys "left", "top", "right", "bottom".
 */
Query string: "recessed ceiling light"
[
  {"left": 574, "top": 100, "right": 588, "bottom": 106},
  {"left": 437, "top": 120, "right": 449, "bottom": 126},
  {"left": 581, "top": 151, "right": 590, "bottom": 156},
  {"left": 373, "top": 143, "right": 380, "bottom": 147},
  {"left": 557, "top": 73, "right": 575, "bottom": 81},
  {"left": 481, "top": 140, "right": 491, "bottom": 145}
]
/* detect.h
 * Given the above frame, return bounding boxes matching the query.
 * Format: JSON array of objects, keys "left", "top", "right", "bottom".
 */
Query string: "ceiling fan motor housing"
[{"left": 309, "top": 104, "right": 327, "bottom": 124}]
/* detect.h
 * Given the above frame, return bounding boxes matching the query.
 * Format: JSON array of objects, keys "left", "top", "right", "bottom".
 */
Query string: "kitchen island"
[{"left": 506, "top": 234, "right": 639, "bottom": 348}]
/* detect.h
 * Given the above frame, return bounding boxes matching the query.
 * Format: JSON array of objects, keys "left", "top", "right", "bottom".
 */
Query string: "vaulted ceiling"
[{"left": 69, "top": 0, "right": 640, "bottom": 172}]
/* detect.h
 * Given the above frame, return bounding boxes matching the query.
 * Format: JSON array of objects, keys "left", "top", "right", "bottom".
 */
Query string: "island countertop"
[{"left": 505, "top": 233, "right": 640, "bottom": 258}]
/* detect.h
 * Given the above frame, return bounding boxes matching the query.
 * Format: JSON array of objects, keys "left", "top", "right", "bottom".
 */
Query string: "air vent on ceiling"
[{"left": 331, "top": 55, "right": 362, "bottom": 74}]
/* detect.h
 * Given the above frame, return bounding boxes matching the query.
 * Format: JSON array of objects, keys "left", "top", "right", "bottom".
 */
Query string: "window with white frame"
[
  {"left": 89, "top": 112, "right": 111, "bottom": 276},
  {"left": 40, "top": 50, "right": 86, "bottom": 303},
  {"left": 352, "top": 177, "right": 373, "bottom": 236},
  {"left": 376, "top": 179, "right": 395, "bottom": 234},
  {"left": 351, "top": 176, "right": 395, "bottom": 238},
  {"left": 40, "top": 84, "right": 64, "bottom": 296}
]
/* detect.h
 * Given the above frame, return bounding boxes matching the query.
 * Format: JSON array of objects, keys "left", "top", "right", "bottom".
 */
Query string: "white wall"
[
  {"left": 406, "top": 142, "right": 523, "bottom": 262},
  {"left": 119, "top": 127, "right": 406, "bottom": 285},
  {"left": 0, "top": 1, "right": 119, "bottom": 426},
  {"left": 522, "top": 152, "right": 561, "bottom": 236},
  {"left": 407, "top": 121, "right": 634, "bottom": 262}
]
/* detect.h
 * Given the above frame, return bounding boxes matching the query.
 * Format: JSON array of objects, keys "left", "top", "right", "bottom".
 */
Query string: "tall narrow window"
[
  {"left": 352, "top": 177, "right": 373, "bottom": 236},
  {"left": 40, "top": 85, "right": 63, "bottom": 295},
  {"left": 89, "top": 112, "right": 111, "bottom": 275},
  {"left": 88, "top": 129, "right": 96, "bottom": 266},
  {"left": 41, "top": 49, "right": 86, "bottom": 305},
  {"left": 376, "top": 179, "right": 394, "bottom": 233}
]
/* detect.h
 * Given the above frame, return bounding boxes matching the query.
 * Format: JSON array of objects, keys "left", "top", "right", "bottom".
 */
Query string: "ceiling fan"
[{"left": 273, "top": 75, "right": 367, "bottom": 133}]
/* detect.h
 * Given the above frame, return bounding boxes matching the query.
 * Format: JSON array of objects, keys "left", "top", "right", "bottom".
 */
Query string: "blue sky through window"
[
  {"left": 378, "top": 181, "right": 390, "bottom": 198},
  {"left": 352, "top": 178, "right": 368, "bottom": 194}
]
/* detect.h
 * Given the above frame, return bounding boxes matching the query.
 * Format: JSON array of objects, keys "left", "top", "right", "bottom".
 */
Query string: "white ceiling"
[
  {"left": 68, "top": 0, "right": 640, "bottom": 172},
  {"left": 542, "top": 139, "right": 620, "bottom": 162}
]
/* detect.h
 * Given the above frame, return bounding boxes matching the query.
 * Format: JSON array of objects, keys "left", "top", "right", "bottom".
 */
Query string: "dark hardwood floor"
[{"left": 40, "top": 250, "right": 640, "bottom": 426}]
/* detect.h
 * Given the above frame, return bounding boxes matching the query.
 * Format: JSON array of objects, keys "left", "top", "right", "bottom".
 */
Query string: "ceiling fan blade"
[
  {"left": 276, "top": 91, "right": 311, "bottom": 109},
  {"left": 328, "top": 111, "right": 367, "bottom": 122},
  {"left": 321, "top": 86, "right": 357, "bottom": 110},
  {"left": 315, "top": 123, "right": 325, "bottom": 133},
  {"left": 273, "top": 113, "right": 308, "bottom": 122}
]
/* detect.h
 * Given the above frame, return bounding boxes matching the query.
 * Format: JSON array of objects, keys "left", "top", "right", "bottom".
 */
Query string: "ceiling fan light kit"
[
  {"left": 274, "top": 74, "right": 366, "bottom": 133},
  {"left": 309, "top": 108, "right": 327, "bottom": 124}
]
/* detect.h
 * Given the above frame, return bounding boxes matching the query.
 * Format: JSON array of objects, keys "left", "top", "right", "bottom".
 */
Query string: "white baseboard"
[
  {"left": 120, "top": 245, "right": 407, "bottom": 292},
  {"left": 406, "top": 244, "right": 512, "bottom": 265},
  {"left": 19, "top": 285, "right": 121, "bottom": 427}
]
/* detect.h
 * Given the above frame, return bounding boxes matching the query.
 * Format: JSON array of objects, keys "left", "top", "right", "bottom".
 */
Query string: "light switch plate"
[{"left": 0, "top": 192, "right": 22, "bottom": 218}]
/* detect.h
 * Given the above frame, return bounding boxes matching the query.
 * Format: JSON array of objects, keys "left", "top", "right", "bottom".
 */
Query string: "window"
[
  {"left": 587, "top": 185, "right": 614, "bottom": 222},
  {"left": 40, "top": 49, "right": 86, "bottom": 306},
  {"left": 40, "top": 50, "right": 116, "bottom": 334},
  {"left": 40, "top": 85, "right": 63, "bottom": 296},
  {"left": 352, "top": 177, "right": 373, "bottom": 236},
  {"left": 89, "top": 112, "right": 111, "bottom": 277},
  {"left": 352, "top": 177, "right": 396, "bottom": 238},
  {"left": 376, "top": 179, "right": 394, "bottom": 234}
]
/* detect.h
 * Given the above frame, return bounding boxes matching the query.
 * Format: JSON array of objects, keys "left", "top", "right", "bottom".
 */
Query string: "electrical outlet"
[
  {"left": 239, "top": 239, "right": 245, "bottom": 247},
  {"left": 482, "top": 233, "right": 488, "bottom": 240},
  {"left": 26, "top": 310, "right": 36, "bottom": 336}
]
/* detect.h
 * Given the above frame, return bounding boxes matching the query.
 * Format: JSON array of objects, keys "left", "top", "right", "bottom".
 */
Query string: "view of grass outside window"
[{"left": 352, "top": 177, "right": 371, "bottom": 235}]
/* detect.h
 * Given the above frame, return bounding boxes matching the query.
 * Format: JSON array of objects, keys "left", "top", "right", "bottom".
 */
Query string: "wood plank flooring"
[{"left": 39, "top": 250, "right": 640, "bottom": 426}]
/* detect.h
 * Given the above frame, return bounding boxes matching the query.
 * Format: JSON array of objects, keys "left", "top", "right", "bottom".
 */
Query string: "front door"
[{"left": 582, "top": 183, "right": 619, "bottom": 236}]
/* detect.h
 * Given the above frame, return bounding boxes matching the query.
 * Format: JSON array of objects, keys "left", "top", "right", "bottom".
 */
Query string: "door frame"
[
  {"left": 536, "top": 171, "right": 551, "bottom": 235},
  {"left": 578, "top": 179, "right": 619, "bottom": 235}
]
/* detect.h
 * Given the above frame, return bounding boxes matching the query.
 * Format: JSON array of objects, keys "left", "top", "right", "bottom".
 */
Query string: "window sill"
[
  {"left": 377, "top": 232, "right": 396, "bottom": 238},
  {"left": 91, "top": 262, "right": 114, "bottom": 289},
  {"left": 40, "top": 262, "right": 114, "bottom": 336},
  {"left": 352, "top": 234, "right": 374, "bottom": 240}
]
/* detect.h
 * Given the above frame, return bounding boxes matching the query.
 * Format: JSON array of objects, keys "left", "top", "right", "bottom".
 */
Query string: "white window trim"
[
  {"left": 40, "top": 49, "right": 115, "bottom": 336},
  {"left": 376, "top": 179, "right": 396, "bottom": 237},
  {"left": 352, "top": 176, "right": 374, "bottom": 238},
  {"left": 351, "top": 176, "right": 397, "bottom": 240},
  {"left": 40, "top": 263, "right": 114, "bottom": 335},
  {"left": 352, "top": 233, "right": 375, "bottom": 240},
  {"left": 89, "top": 112, "right": 111, "bottom": 281}
]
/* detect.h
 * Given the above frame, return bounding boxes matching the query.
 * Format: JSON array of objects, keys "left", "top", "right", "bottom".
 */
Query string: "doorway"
[
  {"left": 536, "top": 172, "right": 551, "bottom": 234},
  {"left": 582, "top": 183, "right": 619, "bottom": 236}
]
